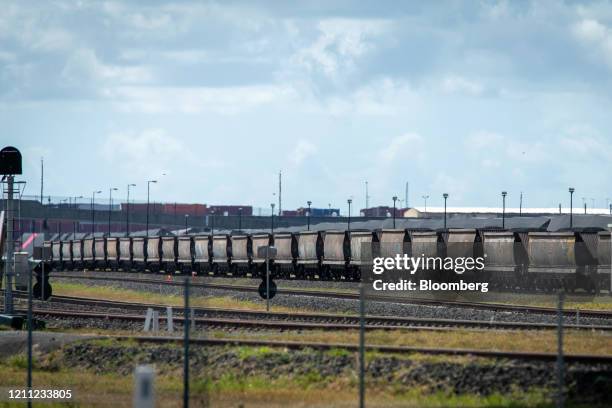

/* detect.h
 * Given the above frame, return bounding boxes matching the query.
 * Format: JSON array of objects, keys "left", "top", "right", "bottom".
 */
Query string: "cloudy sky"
[{"left": 2, "top": 0, "right": 612, "bottom": 212}]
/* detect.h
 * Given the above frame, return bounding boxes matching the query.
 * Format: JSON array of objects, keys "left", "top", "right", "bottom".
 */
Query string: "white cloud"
[
  {"left": 102, "top": 129, "right": 183, "bottom": 165},
  {"left": 559, "top": 126, "right": 612, "bottom": 158},
  {"left": 466, "top": 131, "right": 549, "bottom": 164},
  {"left": 378, "top": 133, "right": 423, "bottom": 163},
  {"left": 61, "top": 49, "right": 153, "bottom": 86},
  {"left": 104, "top": 84, "right": 297, "bottom": 114},
  {"left": 291, "top": 18, "right": 390, "bottom": 78},
  {"left": 465, "top": 131, "right": 504, "bottom": 150},
  {"left": 571, "top": 19, "right": 612, "bottom": 68},
  {"left": 440, "top": 75, "right": 485, "bottom": 96},
  {"left": 290, "top": 140, "right": 317, "bottom": 167},
  {"left": 304, "top": 77, "right": 422, "bottom": 116}
]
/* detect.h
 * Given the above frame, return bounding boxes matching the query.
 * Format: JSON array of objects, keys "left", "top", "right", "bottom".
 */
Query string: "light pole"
[
  {"left": 211, "top": 210, "right": 215, "bottom": 234},
  {"left": 422, "top": 195, "right": 429, "bottom": 217},
  {"left": 146, "top": 180, "right": 157, "bottom": 237},
  {"left": 184, "top": 214, "right": 189, "bottom": 234},
  {"left": 126, "top": 183, "right": 136, "bottom": 236},
  {"left": 519, "top": 192, "right": 523, "bottom": 216},
  {"left": 392, "top": 196, "right": 397, "bottom": 228},
  {"left": 443, "top": 193, "right": 449, "bottom": 230},
  {"left": 582, "top": 197, "right": 587, "bottom": 214},
  {"left": 108, "top": 187, "right": 118, "bottom": 236},
  {"left": 91, "top": 190, "right": 101, "bottom": 234},
  {"left": 270, "top": 203, "right": 275, "bottom": 233},
  {"left": 501, "top": 191, "right": 507, "bottom": 229},
  {"left": 569, "top": 188, "right": 575, "bottom": 228},
  {"left": 238, "top": 208, "right": 242, "bottom": 232},
  {"left": 347, "top": 199, "right": 352, "bottom": 231},
  {"left": 73, "top": 195, "right": 83, "bottom": 209},
  {"left": 307, "top": 201, "right": 312, "bottom": 231}
]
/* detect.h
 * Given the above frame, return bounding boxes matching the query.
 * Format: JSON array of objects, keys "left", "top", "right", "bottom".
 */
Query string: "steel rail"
[
  {"left": 50, "top": 272, "right": 612, "bottom": 319},
  {"left": 9, "top": 292, "right": 612, "bottom": 332}
]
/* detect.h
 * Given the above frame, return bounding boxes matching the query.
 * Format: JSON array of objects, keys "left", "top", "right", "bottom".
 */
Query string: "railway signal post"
[
  {"left": 258, "top": 246, "right": 277, "bottom": 311},
  {"left": 1, "top": 146, "right": 23, "bottom": 316}
]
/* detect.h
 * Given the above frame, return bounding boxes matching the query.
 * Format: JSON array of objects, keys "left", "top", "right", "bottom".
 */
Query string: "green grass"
[
  {"left": 0, "top": 347, "right": 594, "bottom": 407},
  {"left": 207, "top": 327, "right": 612, "bottom": 355},
  {"left": 51, "top": 281, "right": 315, "bottom": 313},
  {"left": 236, "top": 345, "right": 276, "bottom": 360}
]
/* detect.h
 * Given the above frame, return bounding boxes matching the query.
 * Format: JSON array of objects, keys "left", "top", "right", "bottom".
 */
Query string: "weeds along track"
[
  {"left": 96, "top": 334, "right": 612, "bottom": 364},
  {"left": 51, "top": 271, "right": 612, "bottom": 320}
]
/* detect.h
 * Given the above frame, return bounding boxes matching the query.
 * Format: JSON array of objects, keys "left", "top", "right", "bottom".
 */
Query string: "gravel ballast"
[{"left": 51, "top": 277, "right": 612, "bottom": 326}]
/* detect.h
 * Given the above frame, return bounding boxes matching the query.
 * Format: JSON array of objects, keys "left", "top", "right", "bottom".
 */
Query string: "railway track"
[
  {"left": 51, "top": 272, "right": 612, "bottom": 319},
  {"left": 10, "top": 292, "right": 612, "bottom": 332},
  {"left": 101, "top": 334, "right": 612, "bottom": 364}
]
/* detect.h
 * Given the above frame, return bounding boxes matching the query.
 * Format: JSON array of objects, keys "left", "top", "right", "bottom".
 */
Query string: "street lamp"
[
  {"left": 238, "top": 207, "right": 242, "bottom": 232},
  {"left": 422, "top": 195, "right": 429, "bottom": 217},
  {"left": 146, "top": 180, "right": 157, "bottom": 237},
  {"left": 307, "top": 201, "right": 312, "bottom": 231},
  {"left": 184, "top": 214, "right": 189, "bottom": 234},
  {"left": 569, "top": 188, "right": 575, "bottom": 228},
  {"left": 211, "top": 210, "right": 215, "bottom": 235},
  {"left": 392, "top": 196, "right": 397, "bottom": 228},
  {"left": 347, "top": 199, "right": 352, "bottom": 231},
  {"left": 501, "top": 191, "right": 507, "bottom": 229},
  {"left": 73, "top": 195, "right": 83, "bottom": 209},
  {"left": 126, "top": 184, "right": 136, "bottom": 236},
  {"left": 108, "top": 187, "right": 118, "bottom": 236},
  {"left": 271, "top": 203, "right": 275, "bottom": 233},
  {"left": 443, "top": 193, "right": 449, "bottom": 230},
  {"left": 91, "top": 190, "right": 101, "bottom": 234}
]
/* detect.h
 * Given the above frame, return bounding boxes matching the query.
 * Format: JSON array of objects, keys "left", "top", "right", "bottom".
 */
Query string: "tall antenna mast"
[
  {"left": 41, "top": 157, "right": 45, "bottom": 233},
  {"left": 278, "top": 170, "right": 282, "bottom": 216},
  {"left": 40, "top": 157, "right": 44, "bottom": 204}
]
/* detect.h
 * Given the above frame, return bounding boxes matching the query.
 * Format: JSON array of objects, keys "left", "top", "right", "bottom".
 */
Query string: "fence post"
[
  {"left": 183, "top": 278, "right": 190, "bottom": 408},
  {"left": 556, "top": 291, "right": 565, "bottom": 408},
  {"left": 359, "top": 282, "right": 365, "bottom": 408},
  {"left": 133, "top": 365, "right": 155, "bottom": 408}
]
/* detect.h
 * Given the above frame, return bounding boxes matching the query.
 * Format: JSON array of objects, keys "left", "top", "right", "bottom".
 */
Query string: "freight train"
[{"left": 46, "top": 227, "right": 611, "bottom": 293}]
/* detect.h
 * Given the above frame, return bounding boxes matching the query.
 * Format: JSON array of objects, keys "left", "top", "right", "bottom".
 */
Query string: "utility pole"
[
  {"left": 40, "top": 158, "right": 44, "bottom": 204},
  {"left": 502, "top": 191, "right": 507, "bottom": 229},
  {"left": 40, "top": 157, "right": 44, "bottom": 234},
  {"left": 569, "top": 188, "right": 575, "bottom": 228},
  {"left": 278, "top": 170, "right": 282, "bottom": 216},
  {"left": 422, "top": 195, "right": 429, "bottom": 217},
  {"left": 126, "top": 184, "right": 135, "bottom": 236}
]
